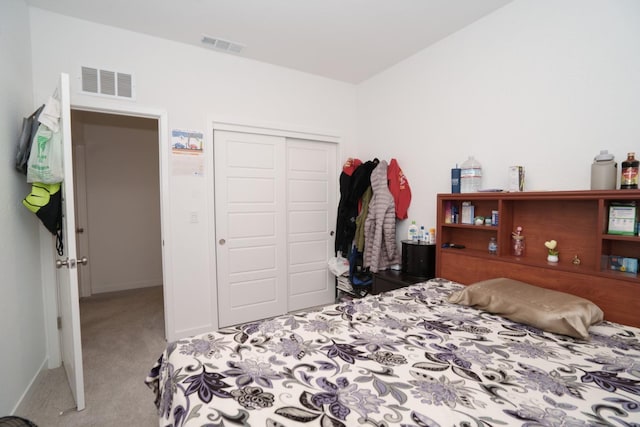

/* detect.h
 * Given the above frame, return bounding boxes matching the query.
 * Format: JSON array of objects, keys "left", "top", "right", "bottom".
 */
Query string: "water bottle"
[
  {"left": 408, "top": 221, "right": 418, "bottom": 241},
  {"left": 590, "top": 150, "right": 617, "bottom": 190},
  {"left": 460, "top": 156, "right": 482, "bottom": 193},
  {"left": 488, "top": 237, "right": 497, "bottom": 255}
]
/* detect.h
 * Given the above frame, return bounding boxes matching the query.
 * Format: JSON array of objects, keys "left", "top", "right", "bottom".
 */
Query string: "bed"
[{"left": 146, "top": 278, "right": 640, "bottom": 426}]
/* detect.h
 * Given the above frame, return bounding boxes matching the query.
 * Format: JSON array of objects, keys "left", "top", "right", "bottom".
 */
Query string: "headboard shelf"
[{"left": 437, "top": 190, "right": 640, "bottom": 327}]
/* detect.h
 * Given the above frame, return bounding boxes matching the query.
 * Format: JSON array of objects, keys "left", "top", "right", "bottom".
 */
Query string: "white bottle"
[
  {"left": 408, "top": 221, "right": 418, "bottom": 241},
  {"left": 419, "top": 225, "right": 426, "bottom": 242},
  {"left": 460, "top": 156, "right": 482, "bottom": 193}
]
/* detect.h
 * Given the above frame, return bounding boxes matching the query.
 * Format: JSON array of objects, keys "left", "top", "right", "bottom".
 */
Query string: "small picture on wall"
[
  {"left": 171, "top": 129, "right": 204, "bottom": 177},
  {"left": 171, "top": 129, "right": 203, "bottom": 153}
]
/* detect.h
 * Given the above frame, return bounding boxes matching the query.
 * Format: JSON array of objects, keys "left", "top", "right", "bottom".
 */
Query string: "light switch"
[{"left": 189, "top": 211, "right": 198, "bottom": 223}]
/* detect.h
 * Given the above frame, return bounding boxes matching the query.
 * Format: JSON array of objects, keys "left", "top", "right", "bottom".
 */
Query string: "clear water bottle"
[
  {"left": 408, "top": 221, "right": 418, "bottom": 241},
  {"left": 460, "top": 156, "right": 482, "bottom": 193},
  {"left": 488, "top": 237, "right": 497, "bottom": 255}
]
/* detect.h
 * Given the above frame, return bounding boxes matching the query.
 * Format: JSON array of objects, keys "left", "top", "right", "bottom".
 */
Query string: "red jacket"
[{"left": 387, "top": 158, "right": 411, "bottom": 219}]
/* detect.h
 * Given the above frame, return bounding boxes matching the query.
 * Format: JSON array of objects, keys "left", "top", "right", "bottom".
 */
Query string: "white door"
[
  {"left": 214, "top": 131, "right": 287, "bottom": 327},
  {"left": 287, "top": 140, "right": 337, "bottom": 311},
  {"left": 56, "top": 73, "right": 86, "bottom": 410}
]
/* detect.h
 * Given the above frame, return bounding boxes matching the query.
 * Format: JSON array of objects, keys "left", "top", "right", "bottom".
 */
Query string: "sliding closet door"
[
  {"left": 214, "top": 131, "right": 287, "bottom": 327},
  {"left": 287, "top": 140, "right": 337, "bottom": 311}
]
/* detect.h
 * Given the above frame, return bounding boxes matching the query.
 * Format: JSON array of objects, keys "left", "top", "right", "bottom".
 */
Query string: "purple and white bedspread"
[{"left": 146, "top": 278, "right": 640, "bottom": 426}]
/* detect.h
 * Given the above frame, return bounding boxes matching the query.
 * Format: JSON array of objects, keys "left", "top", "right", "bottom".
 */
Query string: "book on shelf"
[{"left": 607, "top": 203, "right": 637, "bottom": 236}]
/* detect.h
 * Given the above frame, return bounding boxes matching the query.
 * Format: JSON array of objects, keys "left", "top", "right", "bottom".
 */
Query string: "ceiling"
[{"left": 24, "top": 0, "right": 512, "bottom": 83}]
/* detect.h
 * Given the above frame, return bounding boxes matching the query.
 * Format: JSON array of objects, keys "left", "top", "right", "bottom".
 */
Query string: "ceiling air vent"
[
  {"left": 80, "top": 66, "right": 135, "bottom": 100},
  {"left": 201, "top": 35, "right": 245, "bottom": 54}
]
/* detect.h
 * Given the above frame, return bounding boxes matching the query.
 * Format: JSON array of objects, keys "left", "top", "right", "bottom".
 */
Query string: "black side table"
[
  {"left": 401, "top": 240, "right": 436, "bottom": 278},
  {"left": 371, "top": 270, "right": 429, "bottom": 294}
]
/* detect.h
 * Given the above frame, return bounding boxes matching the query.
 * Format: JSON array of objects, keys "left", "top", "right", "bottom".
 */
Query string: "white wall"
[
  {"left": 28, "top": 8, "right": 357, "bottom": 339},
  {"left": 357, "top": 0, "right": 640, "bottom": 236},
  {"left": 71, "top": 111, "right": 162, "bottom": 294},
  {"left": 0, "top": 0, "right": 47, "bottom": 415}
]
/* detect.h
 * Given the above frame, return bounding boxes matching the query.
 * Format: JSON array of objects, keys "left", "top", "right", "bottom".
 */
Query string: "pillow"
[{"left": 447, "top": 278, "right": 603, "bottom": 339}]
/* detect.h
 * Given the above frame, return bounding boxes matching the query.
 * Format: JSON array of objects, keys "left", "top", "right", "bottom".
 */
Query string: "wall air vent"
[
  {"left": 201, "top": 35, "right": 245, "bottom": 54},
  {"left": 80, "top": 66, "right": 135, "bottom": 100}
]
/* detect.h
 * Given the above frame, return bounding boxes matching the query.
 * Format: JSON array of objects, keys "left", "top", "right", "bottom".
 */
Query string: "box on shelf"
[
  {"left": 609, "top": 255, "right": 638, "bottom": 274},
  {"left": 461, "top": 202, "right": 474, "bottom": 225},
  {"left": 608, "top": 203, "right": 637, "bottom": 235}
]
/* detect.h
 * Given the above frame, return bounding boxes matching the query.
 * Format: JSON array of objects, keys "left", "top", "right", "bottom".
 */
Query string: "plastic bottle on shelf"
[
  {"left": 429, "top": 228, "right": 436, "bottom": 244},
  {"left": 408, "top": 221, "right": 418, "bottom": 241},
  {"left": 590, "top": 150, "right": 617, "bottom": 190},
  {"left": 460, "top": 156, "right": 482, "bottom": 193},
  {"left": 488, "top": 237, "right": 497, "bottom": 255},
  {"left": 419, "top": 225, "right": 426, "bottom": 242},
  {"left": 621, "top": 152, "right": 639, "bottom": 189}
]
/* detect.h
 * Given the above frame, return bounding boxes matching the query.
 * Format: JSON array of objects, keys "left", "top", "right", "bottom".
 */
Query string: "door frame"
[{"left": 42, "top": 101, "right": 171, "bottom": 366}]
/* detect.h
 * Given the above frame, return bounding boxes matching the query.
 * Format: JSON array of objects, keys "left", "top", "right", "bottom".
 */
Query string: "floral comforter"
[{"left": 146, "top": 279, "right": 640, "bottom": 426}]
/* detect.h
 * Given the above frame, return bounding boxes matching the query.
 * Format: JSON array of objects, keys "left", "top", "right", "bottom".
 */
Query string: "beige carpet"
[{"left": 16, "top": 286, "right": 167, "bottom": 427}]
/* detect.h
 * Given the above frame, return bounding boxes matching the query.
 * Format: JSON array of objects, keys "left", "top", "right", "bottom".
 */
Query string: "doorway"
[{"left": 70, "top": 110, "right": 164, "bottom": 332}]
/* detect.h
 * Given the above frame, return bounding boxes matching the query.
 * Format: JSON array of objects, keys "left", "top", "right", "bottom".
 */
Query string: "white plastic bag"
[
  {"left": 26, "top": 124, "right": 63, "bottom": 183},
  {"left": 328, "top": 254, "right": 349, "bottom": 277}
]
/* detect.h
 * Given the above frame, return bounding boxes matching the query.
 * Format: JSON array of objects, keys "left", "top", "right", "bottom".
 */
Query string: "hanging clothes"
[
  {"left": 354, "top": 186, "right": 372, "bottom": 252},
  {"left": 334, "top": 158, "right": 378, "bottom": 256},
  {"left": 387, "top": 158, "right": 412, "bottom": 220},
  {"left": 15, "top": 104, "right": 45, "bottom": 175},
  {"left": 334, "top": 158, "right": 360, "bottom": 256},
  {"left": 22, "top": 182, "right": 64, "bottom": 255},
  {"left": 363, "top": 160, "right": 400, "bottom": 272}
]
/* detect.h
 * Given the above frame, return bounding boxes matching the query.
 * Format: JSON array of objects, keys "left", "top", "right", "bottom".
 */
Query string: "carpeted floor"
[{"left": 16, "top": 286, "right": 166, "bottom": 427}]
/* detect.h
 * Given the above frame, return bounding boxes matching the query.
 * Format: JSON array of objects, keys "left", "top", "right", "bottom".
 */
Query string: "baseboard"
[
  {"left": 12, "top": 357, "right": 48, "bottom": 415},
  {"left": 91, "top": 279, "right": 163, "bottom": 294}
]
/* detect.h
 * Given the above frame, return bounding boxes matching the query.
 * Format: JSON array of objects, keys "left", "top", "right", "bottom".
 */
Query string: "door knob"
[
  {"left": 219, "top": 239, "right": 226, "bottom": 245},
  {"left": 56, "top": 257, "right": 87, "bottom": 269},
  {"left": 76, "top": 227, "right": 84, "bottom": 233}
]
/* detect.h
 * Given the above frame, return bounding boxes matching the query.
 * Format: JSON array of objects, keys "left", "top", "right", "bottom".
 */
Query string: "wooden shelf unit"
[{"left": 436, "top": 190, "right": 640, "bottom": 327}]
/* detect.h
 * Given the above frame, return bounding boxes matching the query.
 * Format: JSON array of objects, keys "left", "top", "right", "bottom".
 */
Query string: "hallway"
[{"left": 17, "top": 286, "right": 165, "bottom": 426}]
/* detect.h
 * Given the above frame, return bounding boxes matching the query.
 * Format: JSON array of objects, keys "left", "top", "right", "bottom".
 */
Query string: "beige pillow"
[{"left": 447, "top": 278, "right": 603, "bottom": 339}]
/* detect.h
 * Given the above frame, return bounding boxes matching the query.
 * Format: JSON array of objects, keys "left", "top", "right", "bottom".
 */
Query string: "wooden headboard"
[{"left": 436, "top": 190, "right": 640, "bottom": 328}]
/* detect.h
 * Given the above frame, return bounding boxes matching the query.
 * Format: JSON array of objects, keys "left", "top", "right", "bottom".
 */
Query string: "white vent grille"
[
  {"left": 100, "top": 70, "right": 116, "bottom": 95},
  {"left": 201, "top": 35, "right": 245, "bottom": 54},
  {"left": 80, "top": 66, "right": 135, "bottom": 100},
  {"left": 81, "top": 67, "right": 98, "bottom": 93},
  {"left": 117, "top": 73, "right": 132, "bottom": 98}
]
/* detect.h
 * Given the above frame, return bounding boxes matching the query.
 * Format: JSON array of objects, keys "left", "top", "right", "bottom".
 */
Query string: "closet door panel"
[
  {"left": 287, "top": 139, "right": 337, "bottom": 311},
  {"left": 215, "top": 131, "right": 287, "bottom": 327},
  {"left": 290, "top": 270, "right": 328, "bottom": 295}
]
